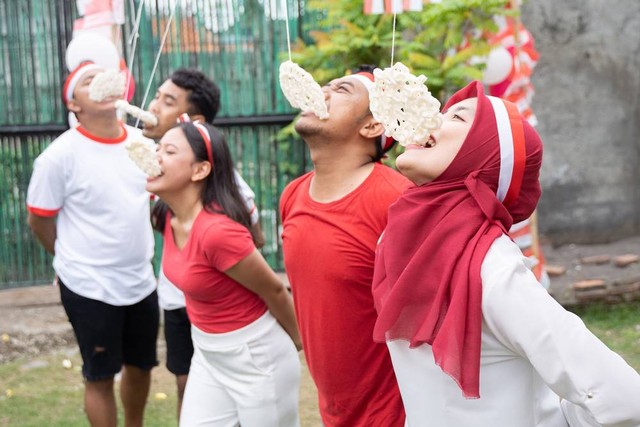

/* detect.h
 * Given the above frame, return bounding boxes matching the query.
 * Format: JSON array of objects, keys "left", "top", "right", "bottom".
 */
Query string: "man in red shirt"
[{"left": 280, "top": 66, "right": 410, "bottom": 426}]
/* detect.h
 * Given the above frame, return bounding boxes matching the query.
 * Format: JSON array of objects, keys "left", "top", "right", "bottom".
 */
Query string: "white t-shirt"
[
  {"left": 27, "top": 124, "right": 156, "bottom": 306},
  {"left": 156, "top": 170, "right": 258, "bottom": 310},
  {"left": 387, "top": 235, "right": 640, "bottom": 427}
]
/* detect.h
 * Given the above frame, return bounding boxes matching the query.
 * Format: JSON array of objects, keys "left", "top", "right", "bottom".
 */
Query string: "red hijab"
[{"left": 372, "top": 81, "right": 543, "bottom": 398}]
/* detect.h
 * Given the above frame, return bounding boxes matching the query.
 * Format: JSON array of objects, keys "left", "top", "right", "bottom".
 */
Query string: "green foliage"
[
  {"left": 295, "top": 0, "right": 511, "bottom": 100},
  {"left": 279, "top": 0, "right": 514, "bottom": 164}
]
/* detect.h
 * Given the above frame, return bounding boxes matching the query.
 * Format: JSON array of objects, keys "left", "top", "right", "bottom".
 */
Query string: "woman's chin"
[{"left": 145, "top": 178, "right": 161, "bottom": 194}]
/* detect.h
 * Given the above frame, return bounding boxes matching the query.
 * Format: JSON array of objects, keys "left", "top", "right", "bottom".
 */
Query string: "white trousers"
[{"left": 180, "top": 312, "right": 301, "bottom": 427}]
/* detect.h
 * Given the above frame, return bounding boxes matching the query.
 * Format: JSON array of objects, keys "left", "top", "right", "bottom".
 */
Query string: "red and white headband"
[
  {"left": 62, "top": 62, "right": 101, "bottom": 104},
  {"left": 346, "top": 71, "right": 375, "bottom": 92},
  {"left": 487, "top": 96, "right": 526, "bottom": 207},
  {"left": 178, "top": 113, "right": 214, "bottom": 165}
]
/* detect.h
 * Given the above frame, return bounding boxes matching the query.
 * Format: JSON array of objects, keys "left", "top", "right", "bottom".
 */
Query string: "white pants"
[{"left": 180, "top": 312, "right": 301, "bottom": 427}]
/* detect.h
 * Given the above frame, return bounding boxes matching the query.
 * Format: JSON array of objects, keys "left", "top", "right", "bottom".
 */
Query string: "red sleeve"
[
  {"left": 280, "top": 172, "right": 310, "bottom": 223},
  {"left": 202, "top": 218, "right": 255, "bottom": 272},
  {"left": 280, "top": 183, "right": 293, "bottom": 223}
]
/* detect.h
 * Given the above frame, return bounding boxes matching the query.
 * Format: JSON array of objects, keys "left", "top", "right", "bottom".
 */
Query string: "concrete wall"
[{"left": 521, "top": 0, "right": 640, "bottom": 244}]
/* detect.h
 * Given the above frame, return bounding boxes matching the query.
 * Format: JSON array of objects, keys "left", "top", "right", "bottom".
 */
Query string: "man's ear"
[
  {"left": 359, "top": 118, "right": 385, "bottom": 139},
  {"left": 67, "top": 99, "right": 81, "bottom": 114},
  {"left": 191, "top": 160, "right": 212, "bottom": 182}
]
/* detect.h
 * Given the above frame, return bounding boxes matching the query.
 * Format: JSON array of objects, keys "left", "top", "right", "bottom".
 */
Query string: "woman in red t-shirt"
[{"left": 147, "top": 122, "right": 302, "bottom": 427}]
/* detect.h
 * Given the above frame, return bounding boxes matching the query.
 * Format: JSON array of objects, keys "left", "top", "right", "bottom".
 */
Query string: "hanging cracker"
[
  {"left": 370, "top": 62, "right": 443, "bottom": 147},
  {"left": 279, "top": 60, "right": 329, "bottom": 120},
  {"left": 89, "top": 69, "right": 126, "bottom": 102},
  {"left": 115, "top": 100, "right": 158, "bottom": 126},
  {"left": 125, "top": 139, "right": 161, "bottom": 177}
]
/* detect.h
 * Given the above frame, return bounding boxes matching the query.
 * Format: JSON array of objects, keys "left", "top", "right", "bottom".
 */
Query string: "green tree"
[
  {"left": 293, "top": 0, "right": 513, "bottom": 100},
  {"left": 277, "top": 0, "right": 515, "bottom": 165}
]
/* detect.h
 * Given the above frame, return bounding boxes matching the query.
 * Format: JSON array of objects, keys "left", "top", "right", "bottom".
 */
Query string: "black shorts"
[
  {"left": 59, "top": 280, "right": 160, "bottom": 382},
  {"left": 163, "top": 307, "right": 194, "bottom": 376}
]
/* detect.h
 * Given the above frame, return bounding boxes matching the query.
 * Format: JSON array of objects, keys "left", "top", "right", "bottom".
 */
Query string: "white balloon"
[
  {"left": 482, "top": 46, "right": 513, "bottom": 85},
  {"left": 65, "top": 33, "right": 120, "bottom": 71}
]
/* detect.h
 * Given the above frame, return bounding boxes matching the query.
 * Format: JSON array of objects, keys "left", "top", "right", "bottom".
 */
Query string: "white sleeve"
[
  {"left": 157, "top": 268, "right": 186, "bottom": 311},
  {"left": 481, "top": 236, "right": 640, "bottom": 427},
  {"left": 233, "top": 169, "right": 259, "bottom": 225},
  {"left": 26, "top": 150, "right": 66, "bottom": 216}
]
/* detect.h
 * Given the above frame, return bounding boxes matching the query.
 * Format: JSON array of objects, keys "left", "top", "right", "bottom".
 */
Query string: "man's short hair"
[
  {"left": 352, "top": 64, "right": 377, "bottom": 75},
  {"left": 169, "top": 68, "right": 221, "bottom": 123}
]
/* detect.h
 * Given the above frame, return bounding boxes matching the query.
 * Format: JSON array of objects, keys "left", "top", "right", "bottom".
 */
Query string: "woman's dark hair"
[{"left": 151, "top": 123, "right": 256, "bottom": 243}]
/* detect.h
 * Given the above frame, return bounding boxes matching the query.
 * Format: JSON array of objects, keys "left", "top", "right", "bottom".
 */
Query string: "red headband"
[
  {"left": 193, "top": 122, "right": 214, "bottom": 165},
  {"left": 62, "top": 61, "right": 101, "bottom": 104},
  {"left": 178, "top": 114, "right": 214, "bottom": 165}
]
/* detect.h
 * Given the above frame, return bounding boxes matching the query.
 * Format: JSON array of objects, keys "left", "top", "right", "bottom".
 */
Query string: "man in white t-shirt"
[
  {"left": 26, "top": 62, "right": 159, "bottom": 427},
  {"left": 142, "top": 68, "right": 264, "bottom": 418}
]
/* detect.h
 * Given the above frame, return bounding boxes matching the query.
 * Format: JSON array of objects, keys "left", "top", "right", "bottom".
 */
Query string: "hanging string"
[
  {"left": 390, "top": 12, "right": 397, "bottom": 66},
  {"left": 128, "top": 0, "right": 138, "bottom": 29},
  {"left": 136, "top": 0, "right": 178, "bottom": 127},
  {"left": 127, "top": 0, "right": 145, "bottom": 46},
  {"left": 283, "top": 0, "right": 292, "bottom": 61},
  {"left": 125, "top": 0, "right": 145, "bottom": 103}
]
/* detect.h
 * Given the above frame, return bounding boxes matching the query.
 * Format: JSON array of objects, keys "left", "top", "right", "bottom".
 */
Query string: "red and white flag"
[
  {"left": 74, "top": 0, "right": 125, "bottom": 32},
  {"left": 364, "top": 0, "right": 440, "bottom": 15}
]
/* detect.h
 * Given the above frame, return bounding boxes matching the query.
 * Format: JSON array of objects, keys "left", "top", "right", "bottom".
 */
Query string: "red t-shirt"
[
  {"left": 162, "top": 209, "right": 265, "bottom": 333},
  {"left": 280, "top": 163, "right": 411, "bottom": 427}
]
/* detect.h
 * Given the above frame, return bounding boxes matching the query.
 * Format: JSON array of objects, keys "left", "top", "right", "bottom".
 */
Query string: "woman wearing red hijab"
[{"left": 372, "top": 81, "right": 640, "bottom": 426}]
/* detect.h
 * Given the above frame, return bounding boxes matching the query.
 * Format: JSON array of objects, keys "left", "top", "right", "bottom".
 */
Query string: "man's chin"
[
  {"left": 142, "top": 127, "right": 158, "bottom": 139},
  {"left": 294, "top": 117, "right": 320, "bottom": 137}
]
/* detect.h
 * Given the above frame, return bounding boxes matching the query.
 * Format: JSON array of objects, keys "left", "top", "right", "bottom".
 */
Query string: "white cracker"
[
  {"left": 88, "top": 69, "right": 126, "bottom": 102},
  {"left": 125, "top": 139, "right": 161, "bottom": 177},
  {"left": 279, "top": 60, "right": 329, "bottom": 120},
  {"left": 115, "top": 100, "right": 158, "bottom": 126},
  {"left": 370, "top": 62, "right": 443, "bottom": 147}
]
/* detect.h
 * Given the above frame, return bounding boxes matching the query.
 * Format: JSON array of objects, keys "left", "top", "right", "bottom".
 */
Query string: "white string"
[
  {"left": 128, "top": 0, "right": 138, "bottom": 28},
  {"left": 125, "top": 0, "right": 145, "bottom": 102},
  {"left": 390, "top": 12, "right": 397, "bottom": 66},
  {"left": 136, "top": 0, "right": 178, "bottom": 127},
  {"left": 283, "top": 0, "right": 292, "bottom": 61},
  {"left": 127, "top": 0, "right": 145, "bottom": 45}
]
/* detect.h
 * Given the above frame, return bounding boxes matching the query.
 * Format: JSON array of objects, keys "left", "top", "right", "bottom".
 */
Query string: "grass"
[
  {"left": 568, "top": 302, "right": 640, "bottom": 369},
  {"left": 0, "top": 350, "right": 320, "bottom": 427},
  {"left": 1, "top": 303, "right": 638, "bottom": 426}
]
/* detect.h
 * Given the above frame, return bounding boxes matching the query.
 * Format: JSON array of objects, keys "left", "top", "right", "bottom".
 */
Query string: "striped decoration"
[
  {"left": 363, "top": 0, "right": 438, "bottom": 15},
  {"left": 487, "top": 18, "right": 540, "bottom": 127}
]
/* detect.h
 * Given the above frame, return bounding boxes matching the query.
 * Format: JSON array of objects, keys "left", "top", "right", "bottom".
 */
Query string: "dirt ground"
[{"left": 1, "top": 235, "right": 639, "bottom": 364}]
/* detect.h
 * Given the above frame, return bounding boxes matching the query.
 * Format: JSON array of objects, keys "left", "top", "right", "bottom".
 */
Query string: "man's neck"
[
  {"left": 76, "top": 114, "right": 122, "bottom": 139},
  {"left": 307, "top": 140, "right": 376, "bottom": 203}
]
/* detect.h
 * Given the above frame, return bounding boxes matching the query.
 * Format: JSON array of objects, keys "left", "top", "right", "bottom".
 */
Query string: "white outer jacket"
[{"left": 387, "top": 235, "right": 640, "bottom": 427}]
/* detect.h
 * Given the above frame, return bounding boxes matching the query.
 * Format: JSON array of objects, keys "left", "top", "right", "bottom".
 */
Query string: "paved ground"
[{"left": 1, "top": 236, "right": 639, "bottom": 364}]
